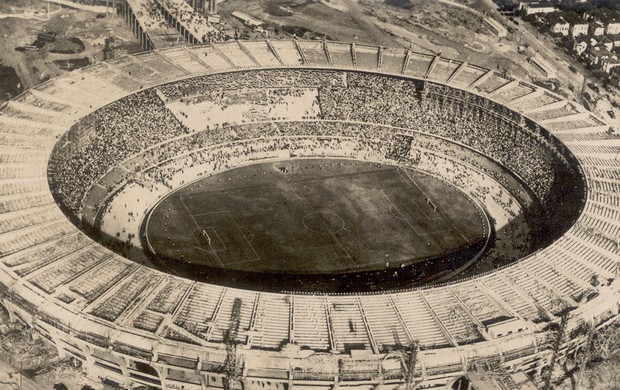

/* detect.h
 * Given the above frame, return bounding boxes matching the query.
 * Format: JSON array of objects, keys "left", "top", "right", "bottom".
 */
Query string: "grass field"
[{"left": 145, "top": 159, "right": 488, "bottom": 277}]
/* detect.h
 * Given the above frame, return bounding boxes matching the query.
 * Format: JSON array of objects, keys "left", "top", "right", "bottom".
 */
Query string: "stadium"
[{"left": 0, "top": 33, "right": 620, "bottom": 390}]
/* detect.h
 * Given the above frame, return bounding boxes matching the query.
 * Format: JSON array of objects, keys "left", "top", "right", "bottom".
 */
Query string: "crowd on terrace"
[
  {"left": 49, "top": 69, "right": 570, "bottom": 220},
  {"left": 49, "top": 90, "right": 189, "bottom": 214}
]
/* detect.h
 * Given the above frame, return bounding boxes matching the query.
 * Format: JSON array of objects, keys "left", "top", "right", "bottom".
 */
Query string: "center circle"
[{"left": 303, "top": 211, "right": 346, "bottom": 235}]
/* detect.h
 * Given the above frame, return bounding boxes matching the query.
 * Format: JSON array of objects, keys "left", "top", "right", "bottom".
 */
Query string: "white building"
[
  {"left": 231, "top": 11, "right": 263, "bottom": 27},
  {"left": 569, "top": 22, "right": 589, "bottom": 37},
  {"left": 606, "top": 21, "right": 620, "bottom": 35},
  {"left": 529, "top": 54, "right": 557, "bottom": 78},
  {"left": 483, "top": 16, "right": 508, "bottom": 38},
  {"left": 519, "top": 1, "right": 556, "bottom": 15},
  {"left": 551, "top": 17, "right": 569, "bottom": 36}
]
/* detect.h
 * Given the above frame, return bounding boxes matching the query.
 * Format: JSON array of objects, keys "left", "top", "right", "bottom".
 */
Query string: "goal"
[
  {"left": 201, "top": 229, "right": 212, "bottom": 247},
  {"left": 426, "top": 198, "right": 438, "bottom": 212}
]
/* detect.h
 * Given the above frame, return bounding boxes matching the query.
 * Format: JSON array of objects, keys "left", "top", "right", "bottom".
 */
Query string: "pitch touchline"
[
  {"left": 179, "top": 195, "right": 225, "bottom": 267},
  {"left": 397, "top": 167, "right": 472, "bottom": 244}
]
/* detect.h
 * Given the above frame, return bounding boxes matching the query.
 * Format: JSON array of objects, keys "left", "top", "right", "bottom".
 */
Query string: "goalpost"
[
  {"left": 426, "top": 198, "right": 438, "bottom": 213},
  {"left": 201, "top": 229, "right": 212, "bottom": 247}
]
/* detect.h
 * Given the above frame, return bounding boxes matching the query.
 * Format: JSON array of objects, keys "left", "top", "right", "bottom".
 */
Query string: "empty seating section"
[
  {"left": 579, "top": 156, "right": 620, "bottom": 168},
  {"left": 570, "top": 225, "right": 620, "bottom": 261},
  {"left": 16, "top": 91, "right": 78, "bottom": 115},
  {"left": 381, "top": 48, "right": 406, "bottom": 74},
  {"left": 215, "top": 43, "right": 258, "bottom": 68},
  {"left": 90, "top": 267, "right": 163, "bottom": 322},
  {"left": 141, "top": 53, "right": 188, "bottom": 78},
  {"left": 147, "top": 278, "right": 192, "bottom": 314},
  {"left": 497, "top": 266, "right": 561, "bottom": 314},
  {"left": 542, "top": 247, "right": 602, "bottom": 288},
  {"left": 291, "top": 295, "right": 330, "bottom": 351},
  {"left": 28, "top": 245, "right": 112, "bottom": 294},
  {"left": 404, "top": 53, "right": 433, "bottom": 78},
  {"left": 428, "top": 59, "right": 461, "bottom": 83},
  {"left": 587, "top": 166, "right": 620, "bottom": 182},
  {"left": 0, "top": 132, "right": 55, "bottom": 149},
  {"left": 194, "top": 46, "right": 234, "bottom": 70},
  {"left": 0, "top": 149, "right": 48, "bottom": 164},
  {"left": 251, "top": 294, "right": 290, "bottom": 350},
  {"left": 474, "top": 74, "right": 511, "bottom": 94},
  {"left": 512, "top": 93, "right": 559, "bottom": 112},
  {"left": 0, "top": 164, "right": 46, "bottom": 179},
  {"left": 2, "top": 233, "right": 89, "bottom": 274},
  {"left": 0, "top": 205, "right": 62, "bottom": 235},
  {"left": 544, "top": 115, "right": 603, "bottom": 132},
  {"left": 479, "top": 274, "right": 540, "bottom": 321},
  {"left": 327, "top": 43, "right": 353, "bottom": 68},
  {"left": 583, "top": 211, "right": 620, "bottom": 236},
  {"left": 492, "top": 83, "right": 535, "bottom": 104},
  {"left": 328, "top": 296, "right": 371, "bottom": 351},
  {"left": 84, "top": 62, "right": 136, "bottom": 91},
  {"left": 37, "top": 75, "right": 111, "bottom": 108},
  {"left": 448, "top": 65, "right": 487, "bottom": 89},
  {"left": 359, "top": 295, "right": 410, "bottom": 351},
  {"left": 109, "top": 56, "right": 163, "bottom": 85},
  {"left": 585, "top": 200, "right": 620, "bottom": 224},
  {"left": 422, "top": 288, "right": 482, "bottom": 345},
  {"left": 298, "top": 41, "right": 329, "bottom": 66},
  {"left": 99, "top": 63, "right": 147, "bottom": 91},
  {"left": 240, "top": 41, "right": 281, "bottom": 67},
  {"left": 268, "top": 41, "right": 304, "bottom": 66},
  {"left": 449, "top": 284, "right": 511, "bottom": 325},
  {"left": 133, "top": 311, "right": 165, "bottom": 332},
  {"left": 555, "top": 131, "right": 619, "bottom": 143},
  {"left": 354, "top": 45, "right": 379, "bottom": 70},
  {"left": 69, "top": 259, "right": 135, "bottom": 303},
  {"left": 581, "top": 144, "right": 620, "bottom": 155},
  {"left": 74, "top": 72, "right": 131, "bottom": 106},
  {"left": 0, "top": 178, "right": 47, "bottom": 195},
  {"left": 522, "top": 255, "right": 588, "bottom": 302},
  {"left": 3, "top": 103, "right": 70, "bottom": 126},
  {"left": 528, "top": 105, "right": 579, "bottom": 122},
  {"left": 0, "top": 218, "right": 74, "bottom": 256},
  {"left": 578, "top": 215, "right": 620, "bottom": 252},
  {"left": 591, "top": 178, "right": 620, "bottom": 194},
  {"left": 389, "top": 292, "right": 449, "bottom": 348},
  {"left": 590, "top": 192, "right": 620, "bottom": 210},
  {"left": 207, "top": 289, "right": 256, "bottom": 343},
  {"left": 0, "top": 118, "right": 60, "bottom": 138},
  {"left": 559, "top": 237, "right": 619, "bottom": 276},
  {"left": 172, "top": 283, "right": 224, "bottom": 338},
  {"left": 161, "top": 48, "right": 211, "bottom": 74}
]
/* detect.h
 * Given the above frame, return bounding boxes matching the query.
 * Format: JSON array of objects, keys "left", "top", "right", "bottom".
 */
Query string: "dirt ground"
[{"left": 0, "top": 0, "right": 140, "bottom": 101}]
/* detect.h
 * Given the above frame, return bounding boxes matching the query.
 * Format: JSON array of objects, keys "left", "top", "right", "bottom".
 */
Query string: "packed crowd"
[
  {"left": 315, "top": 72, "right": 564, "bottom": 203},
  {"left": 157, "top": 0, "right": 213, "bottom": 42},
  {"left": 49, "top": 90, "right": 189, "bottom": 215},
  {"left": 157, "top": 69, "right": 346, "bottom": 101},
  {"left": 49, "top": 69, "right": 576, "bottom": 222}
]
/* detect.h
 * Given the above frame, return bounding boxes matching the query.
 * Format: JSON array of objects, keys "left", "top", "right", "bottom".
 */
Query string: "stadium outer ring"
[{"left": 0, "top": 40, "right": 618, "bottom": 390}]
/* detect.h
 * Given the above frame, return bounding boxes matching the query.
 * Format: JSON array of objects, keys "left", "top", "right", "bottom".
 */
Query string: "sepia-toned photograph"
[{"left": 0, "top": 0, "right": 619, "bottom": 388}]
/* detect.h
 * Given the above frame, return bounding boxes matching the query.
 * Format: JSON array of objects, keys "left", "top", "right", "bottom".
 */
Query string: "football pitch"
[{"left": 145, "top": 159, "right": 488, "bottom": 275}]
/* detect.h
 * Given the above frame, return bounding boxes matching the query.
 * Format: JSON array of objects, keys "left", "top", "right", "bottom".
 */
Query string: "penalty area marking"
[{"left": 396, "top": 167, "right": 473, "bottom": 244}]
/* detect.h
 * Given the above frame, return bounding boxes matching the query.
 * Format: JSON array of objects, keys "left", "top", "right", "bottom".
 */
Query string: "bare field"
[{"left": 0, "top": 0, "right": 139, "bottom": 99}]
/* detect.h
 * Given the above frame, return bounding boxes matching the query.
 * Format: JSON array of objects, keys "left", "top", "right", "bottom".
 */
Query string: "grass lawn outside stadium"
[{"left": 144, "top": 158, "right": 489, "bottom": 292}]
